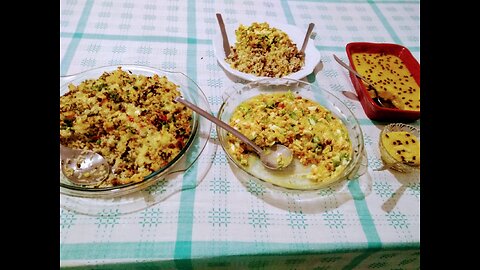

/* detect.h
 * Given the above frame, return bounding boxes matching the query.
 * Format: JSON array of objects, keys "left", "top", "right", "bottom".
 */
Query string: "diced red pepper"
[{"left": 158, "top": 113, "right": 167, "bottom": 122}]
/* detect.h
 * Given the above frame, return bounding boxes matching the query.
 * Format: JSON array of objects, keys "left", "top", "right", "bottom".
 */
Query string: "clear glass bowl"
[
  {"left": 378, "top": 123, "right": 420, "bottom": 173},
  {"left": 60, "top": 65, "right": 212, "bottom": 198},
  {"left": 216, "top": 78, "right": 365, "bottom": 192}
]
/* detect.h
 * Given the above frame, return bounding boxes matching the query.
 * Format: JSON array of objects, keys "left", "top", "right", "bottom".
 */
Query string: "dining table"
[{"left": 59, "top": 0, "right": 420, "bottom": 269}]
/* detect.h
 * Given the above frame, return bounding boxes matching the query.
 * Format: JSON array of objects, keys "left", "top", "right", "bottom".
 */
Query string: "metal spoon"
[
  {"left": 333, "top": 54, "right": 387, "bottom": 108},
  {"left": 60, "top": 144, "right": 110, "bottom": 186},
  {"left": 299, "top": 23, "right": 315, "bottom": 57},
  {"left": 216, "top": 13, "right": 231, "bottom": 57},
  {"left": 175, "top": 96, "right": 293, "bottom": 170}
]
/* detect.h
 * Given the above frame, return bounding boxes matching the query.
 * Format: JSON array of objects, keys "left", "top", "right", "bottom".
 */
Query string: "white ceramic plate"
[{"left": 213, "top": 19, "right": 321, "bottom": 81}]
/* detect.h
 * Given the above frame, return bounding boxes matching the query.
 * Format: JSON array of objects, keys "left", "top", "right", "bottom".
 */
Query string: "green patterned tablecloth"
[{"left": 60, "top": 0, "right": 420, "bottom": 269}]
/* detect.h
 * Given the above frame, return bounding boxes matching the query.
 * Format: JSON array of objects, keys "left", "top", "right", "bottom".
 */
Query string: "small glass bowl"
[
  {"left": 217, "top": 78, "right": 365, "bottom": 192},
  {"left": 60, "top": 65, "right": 212, "bottom": 198},
  {"left": 378, "top": 123, "right": 420, "bottom": 173}
]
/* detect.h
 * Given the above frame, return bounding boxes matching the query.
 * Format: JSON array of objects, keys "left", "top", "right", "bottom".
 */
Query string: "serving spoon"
[
  {"left": 174, "top": 96, "right": 293, "bottom": 170},
  {"left": 216, "top": 13, "right": 231, "bottom": 57},
  {"left": 299, "top": 23, "right": 315, "bottom": 58},
  {"left": 333, "top": 54, "right": 389, "bottom": 108},
  {"left": 60, "top": 144, "right": 110, "bottom": 186}
]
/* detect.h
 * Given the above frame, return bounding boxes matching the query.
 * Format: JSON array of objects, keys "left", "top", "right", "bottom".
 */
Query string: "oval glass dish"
[
  {"left": 217, "top": 78, "right": 365, "bottom": 192},
  {"left": 60, "top": 65, "right": 212, "bottom": 198}
]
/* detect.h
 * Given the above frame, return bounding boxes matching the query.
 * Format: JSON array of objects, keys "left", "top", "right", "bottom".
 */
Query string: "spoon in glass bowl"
[
  {"left": 175, "top": 96, "right": 293, "bottom": 170},
  {"left": 60, "top": 144, "right": 110, "bottom": 186}
]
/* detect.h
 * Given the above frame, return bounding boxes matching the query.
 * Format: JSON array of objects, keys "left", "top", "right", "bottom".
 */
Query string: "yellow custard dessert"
[
  {"left": 352, "top": 52, "right": 420, "bottom": 111},
  {"left": 380, "top": 131, "right": 420, "bottom": 166}
]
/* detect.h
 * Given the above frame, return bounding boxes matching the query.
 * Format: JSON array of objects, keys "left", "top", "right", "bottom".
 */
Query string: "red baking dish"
[{"left": 345, "top": 42, "right": 420, "bottom": 121}]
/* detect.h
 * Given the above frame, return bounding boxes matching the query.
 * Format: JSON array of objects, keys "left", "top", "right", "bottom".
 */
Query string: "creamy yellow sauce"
[
  {"left": 381, "top": 131, "right": 420, "bottom": 165},
  {"left": 352, "top": 53, "right": 420, "bottom": 111},
  {"left": 226, "top": 92, "right": 352, "bottom": 183}
]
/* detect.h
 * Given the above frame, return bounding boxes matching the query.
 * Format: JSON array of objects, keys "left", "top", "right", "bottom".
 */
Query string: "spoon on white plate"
[
  {"left": 299, "top": 23, "right": 315, "bottom": 58},
  {"left": 216, "top": 13, "right": 231, "bottom": 57},
  {"left": 175, "top": 96, "right": 293, "bottom": 170}
]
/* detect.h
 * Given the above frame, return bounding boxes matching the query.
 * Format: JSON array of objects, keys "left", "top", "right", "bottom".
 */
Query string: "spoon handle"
[
  {"left": 333, "top": 54, "right": 376, "bottom": 89},
  {"left": 216, "top": 13, "right": 231, "bottom": 57},
  {"left": 333, "top": 54, "right": 387, "bottom": 105},
  {"left": 175, "top": 97, "right": 263, "bottom": 154},
  {"left": 300, "top": 23, "right": 315, "bottom": 54}
]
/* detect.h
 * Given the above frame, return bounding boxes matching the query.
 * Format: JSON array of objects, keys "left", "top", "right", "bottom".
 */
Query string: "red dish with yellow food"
[{"left": 345, "top": 42, "right": 420, "bottom": 121}]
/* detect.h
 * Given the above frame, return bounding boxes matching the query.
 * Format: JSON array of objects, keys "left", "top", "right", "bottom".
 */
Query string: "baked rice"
[
  {"left": 225, "top": 22, "right": 305, "bottom": 78},
  {"left": 60, "top": 67, "right": 193, "bottom": 187}
]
